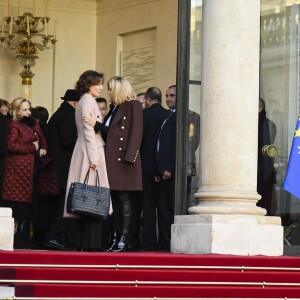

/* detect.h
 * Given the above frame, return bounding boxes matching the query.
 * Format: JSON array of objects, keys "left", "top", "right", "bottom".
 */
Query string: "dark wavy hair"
[
  {"left": 75, "top": 70, "right": 104, "bottom": 97},
  {"left": 31, "top": 106, "right": 49, "bottom": 126}
]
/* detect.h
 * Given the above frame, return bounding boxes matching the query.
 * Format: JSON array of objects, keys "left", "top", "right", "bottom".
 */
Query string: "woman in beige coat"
[{"left": 64, "top": 70, "right": 109, "bottom": 251}]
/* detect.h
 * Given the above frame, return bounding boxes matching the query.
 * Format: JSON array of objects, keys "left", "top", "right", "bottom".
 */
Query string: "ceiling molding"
[
  {"left": 0, "top": 0, "right": 97, "bottom": 16},
  {"left": 97, "top": 0, "right": 158, "bottom": 14}
]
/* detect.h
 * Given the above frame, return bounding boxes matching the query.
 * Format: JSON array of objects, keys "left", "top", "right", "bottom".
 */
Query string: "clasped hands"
[
  {"left": 33, "top": 141, "right": 47, "bottom": 157},
  {"left": 154, "top": 170, "right": 172, "bottom": 182}
]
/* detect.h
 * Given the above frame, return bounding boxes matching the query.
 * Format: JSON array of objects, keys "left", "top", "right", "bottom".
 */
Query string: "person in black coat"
[
  {"left": 154, "top": 85, "right": 177, "bottom": 251},
  {"left": 257, "top": 98, "right": 277, "bottom": 215},
  {"left": 43, "top": 89, "right": 80, "bottom": 250},
  {"left": 0, "top": 112, "right": 8, "bottom": 197},
  {"left": 187, "top": 109, "right": 200, "bottom": 210},
  {"left": 140, "top": 87, "right": 169, "bottom": 251}
]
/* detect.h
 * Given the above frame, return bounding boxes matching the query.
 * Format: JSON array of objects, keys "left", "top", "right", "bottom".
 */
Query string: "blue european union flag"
[{"left": 283, "top": 114, "right": 300, "bottom": 199}]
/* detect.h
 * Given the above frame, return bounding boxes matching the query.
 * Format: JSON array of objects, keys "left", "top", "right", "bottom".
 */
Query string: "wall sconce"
[{"left": 1, "top": 5, "right": 57, "bottom": 100}]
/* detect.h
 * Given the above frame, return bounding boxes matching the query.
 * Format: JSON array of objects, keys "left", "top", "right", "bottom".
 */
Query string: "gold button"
[
  {"left": 121, "top": 126, "right": 125, "bottom": 130},
  {"left": 123, "top": 117, "right": 126, "bottom": 120},
  {"left": 120, "top": 138, "right": 123, "bottom": 141},
  {"left": 119, "top": 148, "right": 122, "bottom": 151},
  {"left": 118, "top": 158, "right": 121, "bottom": 161}
]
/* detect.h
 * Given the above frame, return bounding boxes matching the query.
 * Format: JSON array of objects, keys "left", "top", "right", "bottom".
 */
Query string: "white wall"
[
  {"left": 0, "top": 0, "right": 97, "bottom": 114},
  {"left": 96, "top": 0, "right": 178, "bottom": 104}
]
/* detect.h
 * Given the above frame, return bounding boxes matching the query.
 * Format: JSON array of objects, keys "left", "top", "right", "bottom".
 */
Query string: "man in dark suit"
[
  {"left": 44, "top": 89, "right": 79, "bottom": 250},
  {"left": 140, "top": 87, "right": 169, "bottom": 251},
  {"left": 154, "top": 85, "right": 177, "bottom": 251}
]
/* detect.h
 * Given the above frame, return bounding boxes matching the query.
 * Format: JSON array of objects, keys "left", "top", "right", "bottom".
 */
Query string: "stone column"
[
  {"left": 0, "top": 208, "right": 14, "bottom": 250},
  {"left": 171, "top": 0, "right": 283, "bottom": 256}
]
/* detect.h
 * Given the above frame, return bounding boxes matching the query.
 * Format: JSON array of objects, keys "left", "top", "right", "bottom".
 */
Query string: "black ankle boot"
[
  {"left": 106, "top": 232, "right": 119, "bottom": 252},
  {"left": 112, "top": 236, "right": 127, "bottom": 252}
]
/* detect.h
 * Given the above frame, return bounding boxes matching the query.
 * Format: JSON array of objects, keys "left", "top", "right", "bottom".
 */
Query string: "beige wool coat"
[{"left": 64, "top": 93, "right": 109, "bottom": 218}]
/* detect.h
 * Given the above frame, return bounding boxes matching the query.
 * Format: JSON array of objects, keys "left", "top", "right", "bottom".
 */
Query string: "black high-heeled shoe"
[{"left": 112, "top": 236, "right": 127, "bottom": 252}]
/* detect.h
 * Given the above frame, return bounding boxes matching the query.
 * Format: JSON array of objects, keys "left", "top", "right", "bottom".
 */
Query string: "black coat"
[
  {"left": 140, "top": 103, "right": 169, "bottom": 175},
  {"left": 258, "top": 110, "right": 277, "bottom": 183},
  {"left": 155, "top": 111, "right": 176, "bottom": 175},
  {"left": 0, "top": 113, "right": 8, "bottom": 195},
  {"left": 45, "top": 102, "right": 77, "bottom": 188}
]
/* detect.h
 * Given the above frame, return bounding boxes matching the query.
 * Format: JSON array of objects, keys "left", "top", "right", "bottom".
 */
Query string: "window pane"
[
  {"left": 190, "top": 0, "right": 202, "bottom": 82},
  {"left": 187, "top": 0, "right": 202, "bottom": 211},
  {"left": 260, "top": 1, "right": 300, "bottom": 230}
]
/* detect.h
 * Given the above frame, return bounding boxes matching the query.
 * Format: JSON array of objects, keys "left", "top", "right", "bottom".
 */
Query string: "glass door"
[{"left": 177, "top": 0, "right": 300, "bottom": 248}]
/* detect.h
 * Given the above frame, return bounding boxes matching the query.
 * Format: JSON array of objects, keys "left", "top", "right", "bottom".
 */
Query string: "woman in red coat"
[{"left": 0, "top": 98, "right": 47, "bottom": 248}]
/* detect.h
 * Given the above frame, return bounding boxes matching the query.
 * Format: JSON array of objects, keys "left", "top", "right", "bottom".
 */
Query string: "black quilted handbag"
[{"left": 67, "top": 168, "right": 110, "bottom": 219}]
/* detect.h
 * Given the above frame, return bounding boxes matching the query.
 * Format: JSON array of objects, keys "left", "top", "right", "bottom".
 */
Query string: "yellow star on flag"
[{"left": 295, "top": 127, "right": 300, "bottom": 137}]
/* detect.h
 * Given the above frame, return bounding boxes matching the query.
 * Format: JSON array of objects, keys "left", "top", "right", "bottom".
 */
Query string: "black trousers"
[
  {"left": 128, "top": 191, "right": 142, "bottom": 248},
  {"left": 157, "top": 176, "right": 175, "bottom": 251},
  {"left": 46, "top": 188, "right": 81, "bottom": 249},
  {"left": 111, "top": 190, "right": 132, "bottom": 238},
  {"left": 141, "top": 174, "right": 159, "bottom": 249}
]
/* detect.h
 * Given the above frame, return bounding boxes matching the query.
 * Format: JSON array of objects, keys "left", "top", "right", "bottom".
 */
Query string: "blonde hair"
[
  {"left": 10, "top": 97, "right": 32, "bottom": 121},
  {"left": 107, "top": 76, "right": 136, "bottom": 106}
]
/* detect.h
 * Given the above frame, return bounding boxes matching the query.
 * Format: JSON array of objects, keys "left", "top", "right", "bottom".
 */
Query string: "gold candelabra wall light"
[{"left": 0, "top": 0, "right": 57, "bottom": 100}]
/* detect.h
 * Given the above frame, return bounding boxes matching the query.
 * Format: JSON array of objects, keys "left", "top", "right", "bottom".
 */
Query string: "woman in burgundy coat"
[
  {"left": 0, "top": 98, "right": 47, "bottom": 248},
  {"left": 85, "top": 76, "right": 143, "bottom": 252}
]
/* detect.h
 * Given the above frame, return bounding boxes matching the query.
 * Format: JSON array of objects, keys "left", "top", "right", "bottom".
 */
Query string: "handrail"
[
  {"left": 1, "top": 263, "right": 300, "bottom": 272},
  {"left": 3, "top": 297, "right": 273, "bottom": 300},
  {"left": 1, "top": 279, "right": 300, "bottom": 287},
  {"left": 1, "top": 298, "right": 299, "bottom": 300}
]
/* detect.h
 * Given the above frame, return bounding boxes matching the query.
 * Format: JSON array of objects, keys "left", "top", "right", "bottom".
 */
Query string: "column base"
[
  {"left": 171, "top": 214, "right": 283, "bottom": 256},
  {"left": 0, "top": 208, "right": 14, "bottom": 251}
]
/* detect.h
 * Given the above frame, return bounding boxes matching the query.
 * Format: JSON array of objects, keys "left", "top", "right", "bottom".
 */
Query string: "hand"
[
  {"left": 83, "top": 113, "right": 96, "bottom": 127},
  {"left": 162, "top": 170, "right": 172, "bottom": 180},
  {"left": 39, "top": 149, "right": 47, "bottom": 156},
  {"left": 90, "top": 162, "right": 98, "bottom": 170},
  {"left": 33, "top": 141, "right": 39, "bottom": 151},
  {"left": 154, "top": 175, "right": 161, "bottom": 182}
]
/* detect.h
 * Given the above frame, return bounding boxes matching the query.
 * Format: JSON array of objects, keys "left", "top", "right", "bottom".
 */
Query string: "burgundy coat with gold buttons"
[
  {"left": 2, "top": 118, "right": 47, "bottom": 202},
  {"left": 105, "top": 100, "right": 143, "bottom": 191}
]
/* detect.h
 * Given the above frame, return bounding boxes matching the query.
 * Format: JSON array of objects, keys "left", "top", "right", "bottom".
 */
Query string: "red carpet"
[{"left": 1, "top": 250, "right": 300, "bottom": 298}]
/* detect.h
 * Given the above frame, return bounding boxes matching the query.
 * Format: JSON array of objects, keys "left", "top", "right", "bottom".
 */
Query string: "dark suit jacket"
[
  {"left": 45, "top": 101, "right": 77, "bottom": 188},
  {"left": 155, "top": 111, "right": 176, "bottom": 175},
  {"left": 105, "top": 100, "right": 143, "bottom": 191},
  {"left": 141, "top": 103, "right": 169, "bottom": 175}
]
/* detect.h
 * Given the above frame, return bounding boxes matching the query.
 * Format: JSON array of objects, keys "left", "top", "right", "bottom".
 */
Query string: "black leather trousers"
[{"left": 111, "top": 191, "right": 132, "bottom": 238}]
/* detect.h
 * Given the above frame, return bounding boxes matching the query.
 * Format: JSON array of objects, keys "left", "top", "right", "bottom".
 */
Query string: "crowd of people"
[{"left": 0, "top": 71, "right": 200, "bottom": 252}]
